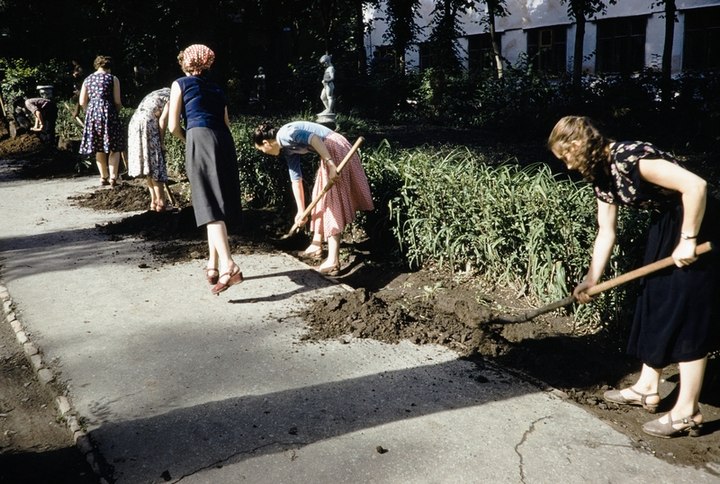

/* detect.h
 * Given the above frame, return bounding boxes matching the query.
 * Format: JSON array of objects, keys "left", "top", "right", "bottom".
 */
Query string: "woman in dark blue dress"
[
  {"left": 168, "top": 44, "right": 243, "bottom": 295},
  {"left": 548, "top": 115, "right": 719, "bottom": 439}
]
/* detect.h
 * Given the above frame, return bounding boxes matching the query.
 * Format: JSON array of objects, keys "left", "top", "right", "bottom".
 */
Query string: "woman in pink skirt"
[{"left": 253, "top": 121, "right": 374, "bottom": 274}]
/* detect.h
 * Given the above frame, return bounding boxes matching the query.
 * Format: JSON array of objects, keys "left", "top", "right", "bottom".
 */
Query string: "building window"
[
  {"left": 466, "top": 32, "right": 501, "bottom": 76},
  {"left": 372, "top": 45, "right": 399, "bottom": 72},
  {"left": 526, "top": 26, "right": 567, "bottom": 74},
  {"left": 418, "top": 42, "right": 442, "bottom": 70},
  {"left": 596, "top": 15, "right": 647, "bottom": 73},
  {"left": 683, "top": 6, "right": 720, "bottom": 70}
]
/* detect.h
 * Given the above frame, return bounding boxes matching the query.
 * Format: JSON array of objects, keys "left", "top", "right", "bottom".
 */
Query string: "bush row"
[
  {"left": 361, "top": 142, "right": 649, "bottom": 332},
  {"left": 179, "top": 117, "right": 650, "bottom": 333}
]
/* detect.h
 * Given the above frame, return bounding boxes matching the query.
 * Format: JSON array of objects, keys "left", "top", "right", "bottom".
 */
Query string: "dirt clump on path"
[{"left": 2, "top": 131, "right": 720, "bottom": 479}]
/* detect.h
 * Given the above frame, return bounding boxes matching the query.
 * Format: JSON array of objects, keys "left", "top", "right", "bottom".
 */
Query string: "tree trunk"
[
  {"left": 488, "top": 7, "right": 503, "bottom": 79},
  {"left": 354, "top": 0, "right": 368, "bottom": 75},
  {"left": 572, "top": 13, "right": 586, "bottom": 94},
  {"left": 661, "top": 0, "right": 676, "bottom": 107}
]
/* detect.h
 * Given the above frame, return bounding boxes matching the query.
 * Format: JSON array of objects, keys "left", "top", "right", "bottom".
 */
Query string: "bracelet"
[{"left": 681, "top": 232, "right": 698, "bottom": 240}]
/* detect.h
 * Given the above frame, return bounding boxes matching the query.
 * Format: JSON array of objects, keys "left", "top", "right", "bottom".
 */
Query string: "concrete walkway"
[{"left": 1, "top": 169, "right": 718, "bottom": 483}]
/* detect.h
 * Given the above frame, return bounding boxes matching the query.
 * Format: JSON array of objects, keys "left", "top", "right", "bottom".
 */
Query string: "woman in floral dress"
[
  {"left": 548, "top": 115, "right": 719, "bottom": 439},
  {"left": 127, "top": 88, "right": 171, "bottom": 211},
  {"left": 79, "top": 55, "right": 125, "bottom": 187}
]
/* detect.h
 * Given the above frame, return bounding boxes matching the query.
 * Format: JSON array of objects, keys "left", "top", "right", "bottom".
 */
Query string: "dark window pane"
[
  {"left": 466, "top": 32, "right": 502, "bottom": 76},
  {"left": 596, "top": 16, "right": 647, "bottom": 73},
  {"left": 527, "top": 26, "right": 568, "bottom": 74},
  {"left": 683, "top": 6, "right": 720, "bottom": 70}
]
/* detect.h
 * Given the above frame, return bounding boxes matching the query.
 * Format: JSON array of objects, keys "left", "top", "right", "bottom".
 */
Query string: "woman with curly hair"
[{"left": 548, "top": 115, "right": 719, "bottom": 438}]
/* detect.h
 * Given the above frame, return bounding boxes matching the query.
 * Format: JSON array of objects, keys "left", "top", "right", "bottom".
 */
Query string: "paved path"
[{"left": 1, "top": 169, "right": 718, "bottom": 483}]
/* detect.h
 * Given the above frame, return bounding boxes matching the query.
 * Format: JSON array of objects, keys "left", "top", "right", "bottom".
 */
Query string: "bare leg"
[
  {"left": 642, "top": 356, "right": 707, "bottom": 436},
  {"left": 108, "top": 152, "right": 121, "bottom": 183},
  {"left": 318, "top": 234, "right": 341, "bottom": 270},
  {"left": 146, "top": 178, "right": 157, "bottom": 210},
  {"left": 666, "top": 357, "right": 707, "bottom": 422},
  {"left": 154, "top": 182, "right": 166, "bottom": 210},
  {"left": 31, "top": 111, "right": 43, "bottom": 131},
  {"left": 632, "top": 364, "right": 662, "bottom": 395},
  {"left": 302, "top": 232, "right": 323, "bottom": 255},
  {"left": 96, "top": 152, "right": 109, "bottom": 182},
  {"left": 147, "top": 179, "right": 166, "bottom": 211},
  {"left": 206, "top": 221, "right": 236, "bottom": 277}
]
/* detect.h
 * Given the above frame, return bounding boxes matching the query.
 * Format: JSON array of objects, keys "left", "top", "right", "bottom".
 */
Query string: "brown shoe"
[
  {"left": 205, "top": 268, "right": 219, "bottom": 285},
  {"left": 316, "top": 263, "right": 340, "bottom": 276},
  {"left": 603, "top": 387, "right": 660, "bottom": 413},
  {"left": 211, "top": 266, "right": 244, "bottom": 295},
  {"left": 642, "top": 411, "right": 703, "bottom": 438},
  {"left": 297, "top": 244, "right": 323, "bottom": 261}
]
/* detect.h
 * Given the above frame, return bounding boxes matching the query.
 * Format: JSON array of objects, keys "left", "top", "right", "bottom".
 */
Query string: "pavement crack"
[
  {"left": 173, "top": 439, "right": 308, "bottom": 482},
  {"left": 514, "top": 415, "right": 552, "bottom": 484}
]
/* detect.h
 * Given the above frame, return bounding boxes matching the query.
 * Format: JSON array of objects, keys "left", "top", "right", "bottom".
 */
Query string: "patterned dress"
[
  {"left": 127, "top": 88, "right": 170, "bottom": 182},
  {"left": 277, "top": 122, "right": 374, "bottom": 239},
  {"left": 595, "top": 141, "right": 720, "bottom": 367},
  {"left": 79, "top": 72, "right": 125, "bottom": 154},
  {"left": 308, "top": 132, "right": 374, "bottom": 238}
]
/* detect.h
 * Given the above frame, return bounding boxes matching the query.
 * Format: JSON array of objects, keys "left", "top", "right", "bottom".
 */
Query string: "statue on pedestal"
[{"left": 316, "top": 54, "right": 336, "bottom": 124}]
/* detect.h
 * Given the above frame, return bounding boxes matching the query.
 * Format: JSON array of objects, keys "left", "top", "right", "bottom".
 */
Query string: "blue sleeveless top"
[
  {"left": 175, "top": 75, "right": 227, "bottom": 131},
  {"left": 276, "top": 121, "right": 333, "bottom": 181}
]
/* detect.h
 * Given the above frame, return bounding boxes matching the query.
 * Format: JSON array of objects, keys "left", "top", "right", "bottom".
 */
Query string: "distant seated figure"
[
  {"left": 25, "top": 97, "right": 57, "bottom": 135},
  {"left": 319, "top": 54, "right": 335, "bottom": 115}
]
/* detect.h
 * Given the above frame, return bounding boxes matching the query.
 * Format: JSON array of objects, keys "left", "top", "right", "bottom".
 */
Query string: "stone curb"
[{"left": 0, "top": 283, "right": 112, "bottom": 484}]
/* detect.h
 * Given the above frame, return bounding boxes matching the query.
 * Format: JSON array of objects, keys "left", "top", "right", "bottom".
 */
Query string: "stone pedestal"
[{"left": 316, "top": 111, "right": 336, "bottom": 127}]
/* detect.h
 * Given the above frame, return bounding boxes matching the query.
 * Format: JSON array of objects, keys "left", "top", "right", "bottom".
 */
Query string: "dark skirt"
[
  {"left": 185, "top": 127, "right": 241, "bottom": 228},
  {"left": 628, "top": 197, "right": 720, "bottom": 367}
]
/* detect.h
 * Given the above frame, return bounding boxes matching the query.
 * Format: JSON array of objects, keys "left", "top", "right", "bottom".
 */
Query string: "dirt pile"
[{"left": 299, "top": 274, "right": 511, "bottom": 358}]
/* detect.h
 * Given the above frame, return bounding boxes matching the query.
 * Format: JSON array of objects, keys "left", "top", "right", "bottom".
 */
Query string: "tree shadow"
[
  {"left": 85, "top": 358, "right": 534, "bottom": 483},
  {"left": 0, "top": 446, "right": 98, "bottom": 484}
]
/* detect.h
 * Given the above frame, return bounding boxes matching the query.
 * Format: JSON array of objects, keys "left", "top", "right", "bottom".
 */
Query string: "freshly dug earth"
[{"left": 1, "top": 127, "right": 719, "bottom": 481}]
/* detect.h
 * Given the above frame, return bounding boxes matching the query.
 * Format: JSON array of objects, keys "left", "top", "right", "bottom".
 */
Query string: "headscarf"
[{"left": 181, "top": 44, "right": 215, "bottom": 74}]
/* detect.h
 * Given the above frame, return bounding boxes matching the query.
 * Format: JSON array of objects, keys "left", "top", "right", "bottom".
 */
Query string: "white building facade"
[{"left": 365, "top": 0, "right": 720, "bottom": 75}]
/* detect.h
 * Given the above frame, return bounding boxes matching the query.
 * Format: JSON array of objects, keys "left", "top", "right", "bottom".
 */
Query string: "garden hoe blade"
[
  {"left": 278, "top": 136, "right": 364, "bottom": 241},
  {"left": 487, "top": 241, "right": 713, "bottom": 325}
]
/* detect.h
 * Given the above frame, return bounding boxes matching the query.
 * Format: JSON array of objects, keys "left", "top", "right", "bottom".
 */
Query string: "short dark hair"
[{"left": 252, "top": 122, "right": 278, "bottom": 145}]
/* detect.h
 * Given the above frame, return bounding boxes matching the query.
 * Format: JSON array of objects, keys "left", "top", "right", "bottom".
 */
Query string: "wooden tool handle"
[
  {"left": 490, "top": 241, "right": 713, "bottom": 324},
  {"left": 586, "top": 241, "right": 713, "bottom": 296},
  {"left": 285, "top": 136, "right": 364, "bottom": 236}
]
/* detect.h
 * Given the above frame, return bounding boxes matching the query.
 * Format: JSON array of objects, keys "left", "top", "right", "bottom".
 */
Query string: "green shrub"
[{"left": 367, "top": 144, "right": 649, "bottom": 330}]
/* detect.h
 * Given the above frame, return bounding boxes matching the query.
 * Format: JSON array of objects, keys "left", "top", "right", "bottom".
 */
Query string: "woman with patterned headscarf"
[{"left": 168, "top": 44, "right": 244, "bottom": 295}]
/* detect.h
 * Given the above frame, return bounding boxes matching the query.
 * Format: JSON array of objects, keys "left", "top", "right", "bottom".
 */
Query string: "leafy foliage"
[{"left": 360, "top": 143, "right": 649, "bottom": 329}]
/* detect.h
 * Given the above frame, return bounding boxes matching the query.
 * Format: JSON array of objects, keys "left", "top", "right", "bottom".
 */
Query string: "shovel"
[
  {"left": 489, "top": 241, "right": 713, "bottom": 324},
  {"left": 279, "top": 136, "right": 364, "bottom": 240}
]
